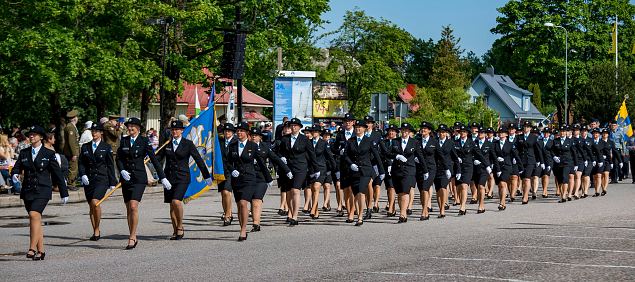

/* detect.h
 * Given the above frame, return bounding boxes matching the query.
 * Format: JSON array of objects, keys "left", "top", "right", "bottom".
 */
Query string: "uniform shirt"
[
  {"left": 478, "top": 138, "right": 486, "bottom": 149},
  {"left": 439, "top": 137, "right": 447, "bottom": 147},
  {"left": 172, "top": 137, "right": 182, "bottom": 151},
  {"left": 356, "top": 135, "right": 364, "bottom": 146},
  {"left": 290, "top": 133, "right": 300, "bottom": 148},
  {"left": 238, "top": 139, "right": 248, "bottom": 156},
  {"left": 421, "top": 136, "right": 430, "bottom": 148},
  {"left": 401, "top": 137, "right": 409, "bottom": 151},
  {"left": 31, "top": 144, "right": 42, "bottom": 161},
  {"left": 92, "top": 140, "right": 101, "bottom": 153},
  {"left": 499, "top": 138, "right": 506, "bottom": 149},
  {"left": 344, "top": 129, "right": 353, "bottom": 140}
]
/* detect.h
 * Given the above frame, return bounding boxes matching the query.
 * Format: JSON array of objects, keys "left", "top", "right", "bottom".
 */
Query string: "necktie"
[
  {"left": 313, "top": 140, "right": 317, "bottom": 146},
  {"left": 561, "top": 139, "right": 564, "bottom": 145},
  {"left": 500, "top": 141, "right": 504, "bottom": 149},
  {"left": 358, "top": 137, "right": 362, "bottom": 144},
  {"left": 461, "top": 140, "right": 465, "bottom": 147},
  {"left": 292, "top": 137, "right": 297, "bottom": 141},
  {"left": 92, "top": 142, "right": 97, "bottom": 152},
  {"left": 365, "top": 133, "right": 370, "bottom": 138},
  {"left": 440, "top": 140, "right": 444, "bottom": 146},
  {"left": 479, "top": 140, "right": 483, "bottom": 146},
  {"left": 595, "top": 140, "right": 598, "bottom": 144},
  {"left": 32, "top": 148, "right": 36, "bottom": 156},
  {"left": 402, "top": 140, "right": 406, "bottom": 145},
  {"left": 130, "top": 138, "right": 135, "bottom": 146},
  {"left": 423, "top": 139, "right": 427, "bottom": 147},
  {"left": 173, "top": 140, "right": 178, "bottom": 146},
  {"left": 240, "top": 143, "right": 245, "bottom": 148}
]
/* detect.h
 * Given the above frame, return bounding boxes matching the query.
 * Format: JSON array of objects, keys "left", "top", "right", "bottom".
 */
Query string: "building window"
[{"left": 523, "top": 97, "right": 530, "bottom": 111}]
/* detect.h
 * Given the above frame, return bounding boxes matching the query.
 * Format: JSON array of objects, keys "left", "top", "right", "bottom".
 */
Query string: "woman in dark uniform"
[
  {"left": 271, "top": 121, "right": 291, "bottom": 216},
  {"left": 116, "top": 117, "right": 169, "bottom": 249},
  {"left": 251, "top": 127, "right": 291, "bottom": 231},
  {"left": 226, "top": 122, "right": 272, "bottom": 240},
  {"left": 590, "top": 128, "right": 606, "bottom": 196},
  {"left": 539, "top": 128, "right": 554, "bottom": 198},
  {"left": 492, "top": 127, "right": 522, "bottom": 210},
  {"left": 416, "top": 122, "right": 436, "bottom": 220},
  {"left": 473, "top": 128, "right": 493, "bottom": 213},
  {"left": 307, "top": 126, "right": 335, "bottom": 219},
  {"left": 343, "top": 120, "right": 385, "bottom": 225},
  {"left": 387, "top": 123, "right": 421, "bottom": 223},
  {"left": 382, "top": 125, "right": 398, "bottom": 216},
  {"left": 507, "top": 124, "right": 521, "bottom": 202},
  {"left": 161, "top": 120, "right": 211, "bottom": 240},
  {"left": 454, "top": 125, "right": 481, "bottom": 215},
  {"left": 580, "top": 126, "right": 594, "bottom": 198},
  {"left": 601, "top": 128, "right": 618, "bottom": 195},
  {"left": 78, "top": 123, "right": 117, "bottom": 241},
  {"left": 433, "top": 124, "right": 455, "bottom": 218},
  {"left": 11, "top": 125, "right": 68, "bottom": 260},
  {"left": 321, "top": 129, "right": 335, "bottom": 212},
  {"left": 551, "top": 126, "right": 574, "bottom": 203}
]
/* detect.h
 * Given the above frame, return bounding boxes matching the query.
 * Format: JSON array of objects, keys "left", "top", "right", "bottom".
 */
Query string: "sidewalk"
[{"left": 0, "top": 185, "right": 166, "bottom": 208}]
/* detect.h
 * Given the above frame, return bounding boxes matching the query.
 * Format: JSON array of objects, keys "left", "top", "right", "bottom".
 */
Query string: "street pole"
[
  {"left": 235, "top": 6, "right": 243, "bottom": 123},
  {"left": 544, "top": 23, "right": 568, "bottom": 125}
]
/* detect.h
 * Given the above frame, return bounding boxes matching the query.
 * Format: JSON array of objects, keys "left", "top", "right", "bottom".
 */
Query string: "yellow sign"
[{"left": 313, "top": 99, "right": 349, "bottom": 118}]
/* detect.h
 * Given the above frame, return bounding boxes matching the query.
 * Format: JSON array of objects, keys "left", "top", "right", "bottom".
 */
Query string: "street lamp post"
[{"left": 544, "top": 22, "right": 569, "bottom": 125}]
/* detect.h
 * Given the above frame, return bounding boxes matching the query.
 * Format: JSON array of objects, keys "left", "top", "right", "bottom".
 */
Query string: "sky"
[{"left": 318, "top": 0, "right": 512, "bottom": 57}]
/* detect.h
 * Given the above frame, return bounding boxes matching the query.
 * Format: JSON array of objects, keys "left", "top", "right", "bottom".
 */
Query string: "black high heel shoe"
[
  {"left": 176, "top": 228, "right": 184, "bottom": 240},
  {"left": 354, "top": 220, "right": 364, "bottom": 226},
  {"left": 406, "top": 209, "right": 413, "bottom": 215},
  {"left": 345, "top": 218, "right": 354, "bottom": 223},
  {"left": 477, "top": 209, "right": 485, "bottom": 214},
  {"left": 420, "top": 215, "right": 430, "bottom": 221},
  {"left": 397, "top": 216, "right": 408, "bottom": 223},
  {"left": 89, "top": 234, "right": 101, "bottom": 241},
  {"left": 238, "top": 234, "right": 248, "bottom": 241},
  {"left": 386, "top": 211, "right": 396, "bottom": 217},
  {"left": 125, "top": 239, "right": 138, "bottom": 250},
  {"left": 498, "top": 204, "right": 506, "bottom": 211},
  {"left": 33, "top": 251, "right": 45, "bottom": 261},
  {"left": 277, "top": 209, "right": 287, "bottom": 216},
  {"left": 301, "top": 209, "right": 310, "bottom": 214},
  {"left": 458, "top": 210, "right": 466, "bottom": 216},
  {"left": 372, "top": 206, "right": 380, "bottom": 213},
  {"left": 437, "top": 214, "right": 446, "bottom": 218},
  {"left": 521, "top": 201, "right": 528, "bottom": 205},
  {"left": 26, "top": 249, "right": 36, "bottom": 259},
  {"left": 251, "top": 224, "right": 261, "bottom": 232},
  {"left": 336, "top": 210, "right": 345, "bottom": 217}
]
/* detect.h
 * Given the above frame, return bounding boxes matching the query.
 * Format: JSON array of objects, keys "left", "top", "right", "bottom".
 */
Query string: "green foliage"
[
  {"left": 320, "top": 10, "right": 413, "bottom": 117},
  {"left": 528, "top": 83, "right": 543, "bottom": 112},
  {"left": 405, "top": 38, "right": 437, "bottom": 86},
  {"left": 575, "top": 61, "right": 635, "bottom": 122},
  {"left": 429, "top": 26, "right": 469, "bottom": 90}
]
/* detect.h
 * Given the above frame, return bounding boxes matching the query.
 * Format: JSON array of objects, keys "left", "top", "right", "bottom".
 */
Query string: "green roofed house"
[{"left": 468, "top": 67, "right": 546, "bottom": 123}]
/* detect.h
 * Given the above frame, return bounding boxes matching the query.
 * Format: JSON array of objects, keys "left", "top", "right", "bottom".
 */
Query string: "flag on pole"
[
  {"left": 615, "top": 99, "right": 633, "bottom": 138},
  {"left": 182, "top": 82, "right": 225, "bottom": 203},
  {"left": 609, "top": 20, "right": 618, "bottom": 54},
  {"left": 226, "top": 86, "right": 236, "bottom": 124},
  {"left": 194, "top": 86, "right": 201, "bottom": 117}
]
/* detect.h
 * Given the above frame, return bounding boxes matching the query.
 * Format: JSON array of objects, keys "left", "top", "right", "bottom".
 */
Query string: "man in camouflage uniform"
[
  {"left": 104, "top": 115, "right": 124, "bottom": 174},
  {"left": 63, "top": 110, "right": 80, "bottom": 188}
]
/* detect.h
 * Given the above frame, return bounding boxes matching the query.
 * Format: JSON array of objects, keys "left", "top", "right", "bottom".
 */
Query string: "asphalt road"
[{"left": 1, "top": 182, "right": 634, "bottom": 281}]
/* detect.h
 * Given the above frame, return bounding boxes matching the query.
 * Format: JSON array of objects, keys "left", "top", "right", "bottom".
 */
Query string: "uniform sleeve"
[
  {"left": 78, "top": 145, "right": 86, "bottom": 177},
  {"left": 305, "top": 138, "right": 319, "bottom": 173},
  {"left": 48, "top": 151, "right": 69, "bottom": 198},
  {"left": 146, "top": 140, "right": 165, "bottom": 180},
  {"left": 10, "top": 150, "right": 23, "bottom": 176},
  {"left": 370, "top": 143, "right": 385, "bottom": 175},
  {"left": 254, "top": 145, "right": 273, "bottom": 183},
  {"left": 116, "top": 139, "right": 125, "bottom": 172},
  {"left": 324, "top": 143, "right": 337, "bottom": 172},
  {"left": 267, "top": 147, "right": 290, "bottom": 174},
  {"left": 106, "top": 146, "right": 117, "bottom": 186},
  {"left": 190, "top": 141, "right": 211, "bottom": 180},
  {"left": 534, "top": 140, "right": 544, "bottom": 164}
]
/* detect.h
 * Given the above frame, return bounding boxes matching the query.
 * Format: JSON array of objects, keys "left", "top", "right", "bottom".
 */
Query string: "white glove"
[
  {"left": 280, "top": 157, "right": 287, "bottom": 164},
  {"left": 584, "top": 161, "right": 588, "bottom": 167},
  {"left": 205, "top": 178, "right": 213, "bottom": 186},
  {"left": 108, "top": 186, "right": 115, "bottom": 191},
  {"left": 286, "top": 172, "right": 294, "bottom": 179},
  {"left": 540, "top": 164, "right": 545, "bottom": 170},
  {"left": 12, "top": 174, "right": 20, "bottom": 184},
  {"left": 379, "top": 174, "right": 385, "bottom": 181},
  {"left": 350, "top": 164, "right": 359, "bottom": 172},
  {"left": 267, "top": 182, "right": 273, "bottom": 189},
  {"left": 610, "top": 164, "right": 614, "bottom": 169},
  {"left": 311, "top": 171, "right": 321, "bottom": 179},
  {"left": 395, "top": 154, "right": 407, "bottom": 162},
  {"left": 340, "top": 149, "right": 345, "bottom": 156},
  {"left": 388, "top": 166, "right": 392, "bottom": 176},
  {"left": 547, "top": 166, "right": 551, "bottom": 171},
  {"left": 424, "top": 173, "right": 429, "bottom": 180},
  {"left": 253, "top": 159, "right": 258, "bottom": 165},
  {"left": 414, "top": 157, "right": 420, "bottom": 163},
  {"left": 574, "top": 166, "right": 578, "bottom": 171},
  {"left": 335, "top": 171, "right": 341, "bottom": 179},
  {"left": 603, "top": 155, "right": 607, "bottom": 160},
  {"left": 326, "top": 171, "right": 331, "bottom": 176},
  {"left": 486, "top": 167, "right": 492, "bottom": 174},
  {"left": 81, "top": 175, "right": 90, "bottom": 186},
  {"left": 231, "top": 170, "right": 240, "bottom": 177},
  {"left": 474, "top": 160, "right": 481, "bottom": 166},
  {"left": 62, "top": 197, "right": 69, "bottom": 204},
  {"left": 592, "top": 161, "right": 597, "bottom": 167},
  {"left": 496, "top": 171, "right": 502, "bottom": 177},
  {"left": 497, "top": 157, "right": 504, "bottom": 162},
  {"left": 553, "top": 156, "right": 561, "bottom": 163},
  {"left": 458, "top": 158, "right": 463, "bottom": 164},
  {"left": 161, "top": 178, "right": 172, "bottom": 190},
  {"left": 445, "top": 170, "right": 451, "bottom": 179},
  {"left": 620, "top": 163, "right": 623, "bottom": 168},
  {"left": 120, "top": 170, "right": 131, "bottom": 181},
  {"left": 513, "top": 159, "right": 517, "bottom": 165},
  {"left": 536, "top": 162, "right": 541, "bottom": 167},
  {"left": 373, "top": 165, "right": 379, "bottom": 175},
  {"left": 456, "top": 173, "right": 462, "bottom": 180},
  {"left": 599, "top": 162, "right": 604, "bottom": 167}
]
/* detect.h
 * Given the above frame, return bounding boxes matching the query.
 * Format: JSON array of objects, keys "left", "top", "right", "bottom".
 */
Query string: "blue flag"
[{"left": 182, "top": 82, "right": 224, "bottom": 203}]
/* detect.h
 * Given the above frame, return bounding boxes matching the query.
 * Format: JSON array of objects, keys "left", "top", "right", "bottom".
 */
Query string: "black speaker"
[{"left": 220, "top": 32, "right": 246, "bottom": 79}]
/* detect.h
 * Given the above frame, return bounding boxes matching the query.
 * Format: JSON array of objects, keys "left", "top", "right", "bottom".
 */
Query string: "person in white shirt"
[{"left": 79, "top": 121, "right": 93, "bottom": 147}]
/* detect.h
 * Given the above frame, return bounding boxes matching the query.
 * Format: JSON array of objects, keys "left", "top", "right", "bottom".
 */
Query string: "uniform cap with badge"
[{"left": 124, "top": 117, "right": 143, "bottom": 128}]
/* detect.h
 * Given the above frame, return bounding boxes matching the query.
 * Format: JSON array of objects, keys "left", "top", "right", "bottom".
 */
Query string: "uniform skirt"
[
  {"left": 164, "top": 183, "right": 189, "bottom": 203},
  {"left": 495, "top": 166, "right": 512, "bottom": 184},
  {"left": 554, "top": 165, "right": 571, "bottom": 184},
  {"left": 417, "top": 168, "right": 436, "bottom": 191},
  {"left": 277, "top": 175, "right": 290, "bottom": 192},
  {"left": 324, "top": 173, "right": 334, "bottom": 185},
  {"left": 393, "top": 175, "right": 416, "bottom": 194},
  {"left": 455, "top": 167, "right": 473, "bottom": 186},
  {"left": 84, "top": 183, "right": 108, "bottom": 202},
  {"left": 472, "top": 169, "right": 488, "bottom": 186},
  {"left": 511, "top": 163, "right": 520, "bottom": 176},
  {"left": 384, "top": 175, "right": 394, "bottom": 189},
  {"left": 309, "top": 170, "right": 327, "bottom": 185},
  {"left": 533, "top": 165, "right": 543, "bottom": 177},
  {"left": 122, "top": 183, "right": 146, "bottom": 202},
  {"left": 351, "top": 176, "right": 373, "bottom": 195},
  {"left": 521, "top": 164, "right": 535, "bottom": 179},
  {"left": 217, "top": 180, "right": 233, "bottom": 192},
  {"left": 289, "top": 172, "right": 307, "bottom": 190},
  {"left": 541, "top": 165, "right": 552, "bottom": 177},
  {"left": 434, "top": 173, "right": 450, "bottom": 190},
  {"left": 233, "top": 184, "right": 257, "bottom": 202},
  {"left": 24, "top": 198, "right": 48, "bottom": 214},
  {"left": 253, "top": 182, "right": 268, "bottom": 200},
  {"left": 582, "top": 164, "right": 593, "bottom": 176}
]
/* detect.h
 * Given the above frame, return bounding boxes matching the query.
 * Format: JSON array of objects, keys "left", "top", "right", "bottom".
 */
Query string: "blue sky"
[{"left": 318, "top": 0, "right": 521, "bottom": 57}]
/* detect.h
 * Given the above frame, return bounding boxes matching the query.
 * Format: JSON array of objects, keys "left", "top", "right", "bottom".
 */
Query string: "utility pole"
[{"left": 235, "top": 6, "right": 243, "bottom": 123}]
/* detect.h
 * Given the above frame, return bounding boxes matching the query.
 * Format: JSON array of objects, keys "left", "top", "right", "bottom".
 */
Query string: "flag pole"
[{"left": 616, "top": 14, "right": 619, "bottom": 99}]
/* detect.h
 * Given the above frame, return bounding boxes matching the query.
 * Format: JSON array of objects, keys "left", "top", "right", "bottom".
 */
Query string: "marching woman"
[
  {"left": 434, "top": 124, "right": 455, "bottom": 218},
  {"left": 78, "top": 123, "right": 117, "bottom": 241},
  {"left": 226, "top": 122, "right": 272, "bottom": 240},
  {"left": 382, "top": 125, "right": 398, "bottom": 216},
  {"left": 343, "top": 120, "right": 385, "bottom": 225},
  {"left": 590, "top": 128, "right": 607, "bottom": 196},
  {"left": 539, "top": 128, "right": 554, "bottom": 198},
  {"left": 570, "top": 124, "right": 586, "bottom": 199},
  {"left": 321, "top": 129, "right": 336, "bottom": 212},
  {"left": 250, "top": 127, "right": 291, "bottom": 231},
  {"left": 116, "top": 117, "right": 170, "bottom": 249},
  {"left": 272, "top": 121, "right": 291, "bottom": 216},
  {"left": 551, "top": 126, "right": 574, "bottom": 203},
  {"left": 218, "top": 123, "right": 237, "bottom": 225},
  {"left": 387, "top": 123, "right": 421, "bottom": 223},
  {"left": 492, "top": 127, "right": 521, "bottom": 210},
  {"left": 580, "top": 126, "right": 594, "bottom": 197},
  {"left": 334, "top": 114, "right": 356, "bottom": 217},
  {"left": 416, "top": 121, "right": 437, "bottom": 220},
  {"left": 601, "top": 129, "right": 620, "bottom": 195},
  {"left": 307, "top": 126, "right": 336, "bottom": 219},
  {"left": 11, "top": 125, "right": 68, "bottom": 260},
  {"left": 277, "top": 118, "right": 319, "bottom": 226},
  {"left": 507, "top": 124, "right": 521, "bottom": 202},
  {"left": 516, "top": 121, "right": 544, "bottom": 204},
  {"left": 454, "top": 125, "right": 481, "bottom": 215},
  {"left": 364, "top": 116, "right": 384, "bottom": 213},
  {"left": 160, "top": 120, "right": 212, "bottom": 240},
  {"left": 473, "top": 128, "right": 493, "bottom": 213}
]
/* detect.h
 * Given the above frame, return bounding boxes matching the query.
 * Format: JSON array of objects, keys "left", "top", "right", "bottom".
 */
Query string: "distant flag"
[
  {"left": 609, "top": 20, "right": 618, "bottom": 54},
  {"left": 614, "top": 99, "right": 633, "bottom": 138},
  {"left": 226, "top": 86, "right": 236, "bottom": 124},
  {"left": 194, "top": 86, "right": 201, "bottom": 117},
  {"left": 182, "top": 82, "right": 225, "bottom": 203}
]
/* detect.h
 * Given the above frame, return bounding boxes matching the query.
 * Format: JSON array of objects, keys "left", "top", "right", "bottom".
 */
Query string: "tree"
[
  {"left": 405, "top": 38, "right": 437, "bottom": 87},
  {"left": 429, "top": 26, "right": 469, "bottom": 91},
  {"left": 323, "top": 10, "right": 413, "bottom": 116},
  {"left": 527, "top": 83, "right": 543, "bottom": 112}
]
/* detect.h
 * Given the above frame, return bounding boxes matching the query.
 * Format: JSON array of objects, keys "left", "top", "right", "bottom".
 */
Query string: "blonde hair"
[{"left": 0, "top": 134, "right": 8, "bottom": 147}]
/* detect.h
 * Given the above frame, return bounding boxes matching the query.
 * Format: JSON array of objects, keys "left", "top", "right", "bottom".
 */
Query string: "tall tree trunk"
[{"left": 140, "top": 85, "right": 154, "bottom": 129}]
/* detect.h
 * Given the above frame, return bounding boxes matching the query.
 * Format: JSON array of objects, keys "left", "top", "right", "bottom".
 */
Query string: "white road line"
[
  {"left": 538, "top": 234, "right": 635, "bottom": 241},
  {"left": 366, "top": 272, "right": 531, "bottom": 282},
  {"left": 426, "top": 256, "right": 635, "bottom": 269},
  {"left": 491, "top": 244, "right": 635, "bottom": 254}
]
